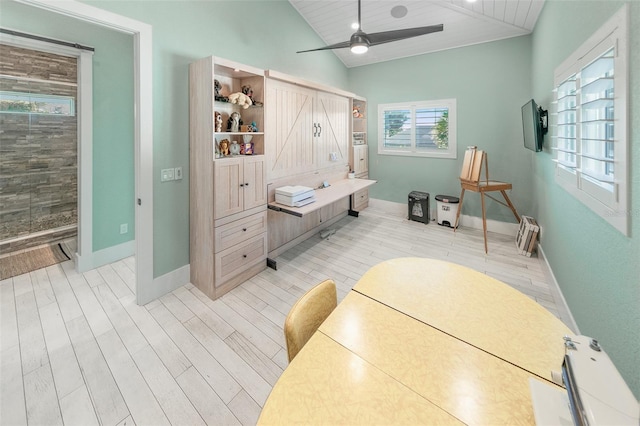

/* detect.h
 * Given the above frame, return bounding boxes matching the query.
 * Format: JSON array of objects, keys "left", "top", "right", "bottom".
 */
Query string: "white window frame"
[
  {"left": 378, "top": 99, "right": 457, "bottom": 159},
  {"left": 552, "top": 5, "right": 628, "bottom": 236}
]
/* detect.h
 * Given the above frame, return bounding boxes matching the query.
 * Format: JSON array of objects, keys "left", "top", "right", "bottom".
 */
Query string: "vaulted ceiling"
[{"left": 289, "top": 0, "right": 545, "bottom": 68}]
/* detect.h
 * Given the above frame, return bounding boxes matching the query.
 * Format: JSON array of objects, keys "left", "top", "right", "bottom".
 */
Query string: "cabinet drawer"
[
  {"left": 353, "top": 188, "right": 369, "bottom": 211},
  {"left": 215, "top": 211, "right": 267, "bottom": 253},
  {"left": 215, "top": 233, "right": 267, "bottom": 285}
]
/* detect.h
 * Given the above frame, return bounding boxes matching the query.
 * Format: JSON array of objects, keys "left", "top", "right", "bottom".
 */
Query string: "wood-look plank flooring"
[{"left": 0, "top": 205, "right": 574, "bottom": 425}]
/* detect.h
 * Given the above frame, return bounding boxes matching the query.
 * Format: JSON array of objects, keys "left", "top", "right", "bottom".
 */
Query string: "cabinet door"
[
  {"left": 214, "top": 158, "right": 243, "bottom": 219},
  {"left": 243, "top": 156, "right": 267, "bottom": 210},
  {"left": 353, "top": 145, "right": 368, "bottom": 175},
  {"left": 316, "top": 91, "right": 350, "bottom": 170},
  {"left": 265, "top": 79, "right": 315, "bottom": 180}
]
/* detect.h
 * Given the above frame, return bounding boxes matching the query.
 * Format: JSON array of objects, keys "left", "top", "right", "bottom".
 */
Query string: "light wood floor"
[{"left": 0, "top": 205, "right": 574, "bottom": 425}]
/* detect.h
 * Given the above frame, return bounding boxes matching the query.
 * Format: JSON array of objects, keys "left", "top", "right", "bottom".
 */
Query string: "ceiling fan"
[{"left": 297, "top": 0, "right": 444, "bottom": 55}]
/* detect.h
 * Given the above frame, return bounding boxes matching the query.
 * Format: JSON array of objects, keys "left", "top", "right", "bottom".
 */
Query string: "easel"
[{"left": 454, "top": 147, "right": 520, "bottom": 253}]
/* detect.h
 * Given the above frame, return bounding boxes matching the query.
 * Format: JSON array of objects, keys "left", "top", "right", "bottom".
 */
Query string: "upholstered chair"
[{"left": 284, "top": 279, "right": 337, "bottom": 362}]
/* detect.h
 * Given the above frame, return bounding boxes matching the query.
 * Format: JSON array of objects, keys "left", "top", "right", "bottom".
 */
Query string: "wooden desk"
[
  {"left": 267, "top": 178, "right": 376, "bottom": 217},
  {"left": 258, "top": 258, "right": 571, "bottom": 425}
]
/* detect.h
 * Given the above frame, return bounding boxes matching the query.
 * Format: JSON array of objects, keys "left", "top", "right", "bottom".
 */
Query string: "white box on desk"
[{"left": 275, "top": 185, "right": 315, "bottom": 207}]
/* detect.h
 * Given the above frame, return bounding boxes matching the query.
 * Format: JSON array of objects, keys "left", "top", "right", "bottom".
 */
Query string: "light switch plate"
[{"left": 161, "top": 168, "right": 174, "bottom": 182}]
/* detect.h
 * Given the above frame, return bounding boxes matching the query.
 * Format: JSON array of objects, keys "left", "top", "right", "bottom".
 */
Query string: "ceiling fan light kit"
[
  {"left": 296, "top": 0, "right": 443, "bottom": 55},
  {"left": 350, "top": 31, "right": 370, "bottom": 54}
]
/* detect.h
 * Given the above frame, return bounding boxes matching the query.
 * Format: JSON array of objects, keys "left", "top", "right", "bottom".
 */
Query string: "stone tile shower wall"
[{"left": 0, "top": 44, "right": 78, "bottom": 252}]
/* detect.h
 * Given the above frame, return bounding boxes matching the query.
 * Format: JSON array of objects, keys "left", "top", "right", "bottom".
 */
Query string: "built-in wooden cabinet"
[
  {"left": 213, "top": 156, "right": 266, "bottom": 219},
  {"left": 265, "top": 78, "right": 350, "bottom": 181},
  {"left": 189, "top": 56, "right": 267, "bottom": 300},
  {"left": 352, "top": 144, "right": 368, "bottom": 175},
  {"left": 350, "top": 97, "right": 369, "bottom": 211}
]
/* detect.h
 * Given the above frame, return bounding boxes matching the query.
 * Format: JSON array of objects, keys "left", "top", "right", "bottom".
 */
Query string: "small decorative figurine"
[
  {"left": 227, "top": 111, "right": 242, "bottom": 132},
  {"left": 242, "top": 134, "right": 254, "bottom": 155},
  {"left": 242, "top": 85, "right": 263, "bottom": 107},
  {"left": 215, "top": 139, "right": 221, "bottom": 158},
  {"left": 353, "top": 105, "right": 364, "bottom": 118},
  {"left": 219, "top": 138, "right": 230, "bottom": 156},
  {"left": 243, "top": 142, "right": 254, "bottom": 155},
  {"left": 250, "top": 121, "right": 258, "bottom": 132},
  {"left": 214, "top": 79, "right": 228, "bottom": 102},
  {"left": 229, "top": 140, "right": 241, "bottom": 156},
  {"left": 228, "top": 92, "right": 252, "bottom": 109},
  {"left": 214, "top": 111, "right": 222, "bottom": 133}
]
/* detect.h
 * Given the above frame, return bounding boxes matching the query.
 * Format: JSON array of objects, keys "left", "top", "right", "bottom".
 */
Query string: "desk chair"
[
  {"left": 454, "top": 147, "right": 520, "bottom": 253},
  {"left": 284, "top": 279, "right": 337, "bottom": 362}
]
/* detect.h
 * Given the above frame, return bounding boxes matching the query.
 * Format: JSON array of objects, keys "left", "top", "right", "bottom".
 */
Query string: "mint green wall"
[
  {"left": 0, "top": 1, "right": 135, "bottom": 252},
  {"left": 79, "top": 0, "right": 348, "bottom": 277},
  {"left": 530, "top": 1, "right": 639, "bottom": 399},
  {"left": 80, "top": 0, "right": 349, "bottom": 277},
  {"left": 348, "top": 36, "right": 534, "bottom": 223},
  {"left": 2, "top": 0, "right": 348, "bottom": 276}
]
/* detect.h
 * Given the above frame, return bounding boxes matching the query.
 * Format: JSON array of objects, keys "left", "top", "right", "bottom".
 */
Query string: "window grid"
[
  {"left": 551, "top": 5, "right": 628, "bottom": 235},
  {"left": 378, "top": 99, "right": 456, "bottom": 159}
]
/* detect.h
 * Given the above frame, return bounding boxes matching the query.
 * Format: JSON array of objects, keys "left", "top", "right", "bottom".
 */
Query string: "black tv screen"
[{"left": 521, "top": 99, "right": 546, "bottom": 152}]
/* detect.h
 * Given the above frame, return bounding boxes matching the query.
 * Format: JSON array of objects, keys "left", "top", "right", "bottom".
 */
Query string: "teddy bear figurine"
[
  {"left": 218, "top": 139, "right": 230, "bottom": 156},
  {"left": 228, "top": 92, "right": 252, "bottom": 109},
  {"left": 214, "top": 79, "right": 228, "bottom": 102},
  {"left": 214, "top": 111, "right": 222, "bottom": 133},
  {"left": 227, "top": 112, "right": 242, "bottom": 132}
]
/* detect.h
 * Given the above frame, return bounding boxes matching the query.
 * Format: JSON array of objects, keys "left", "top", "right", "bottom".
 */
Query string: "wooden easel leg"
[
  {"left": 481, "top": 192, "right": 488, "bottom": 254},
  {"left": 454, "top": 189, "right": 465, "bottom": 232},
  {"left": 500, "top": 190, "right": 521, "bottom": 223}
]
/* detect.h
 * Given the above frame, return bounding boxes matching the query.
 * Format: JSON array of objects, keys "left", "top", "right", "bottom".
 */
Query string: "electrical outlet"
[
  {"left": 174, "top": 167, "right": 183, "bottom": 180},
  {"left": 161, "top": 168, "right": 174, "bottom": 182},
  {"left": 120, "top": 223, "right": 128, "bottom": 234}
]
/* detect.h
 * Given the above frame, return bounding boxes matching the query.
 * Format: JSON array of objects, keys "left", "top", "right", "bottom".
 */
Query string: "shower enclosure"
[{"left": 0, "top": 44, "right": 78, "bottom": 255}]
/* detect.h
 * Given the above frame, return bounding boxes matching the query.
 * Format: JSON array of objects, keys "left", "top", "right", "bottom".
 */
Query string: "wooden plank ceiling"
[{"left": 289, "top": 0, "right": 545, "bottom": 68}]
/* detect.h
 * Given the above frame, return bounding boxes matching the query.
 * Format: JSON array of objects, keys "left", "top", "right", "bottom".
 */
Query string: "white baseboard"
[
  {"left": 538, "top": 244, "right": 579, "bottom": 333},
  {"left": 75, "top": 240, "right": 135, "bottom": 273},
  {"left": 136, "top": 264, "right": 191, "bottom": 305},
  {"left": 369, "top": 198, "right": 519, "bottom": 236}
]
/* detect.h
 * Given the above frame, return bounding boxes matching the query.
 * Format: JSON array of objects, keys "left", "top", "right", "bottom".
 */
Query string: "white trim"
[
  {"left": 538, "top": 244, "right": 580, "bottom": 333},
  {"left": 78, "top": 49, "right": 93, "bottom": 268},
  {"left": 368, "top": 198, "right": 518, "bottom": 236},
  {"left": 458, "top": 214, "right": 519, "bottom": 236},
  {"left": 75, "top": 240, "right": 135, "bottom": 272},
  {"left": 139, "top": 264, "right": 191, "bottom": 305},
  {"left": 13, "top": 0, "right": 154, "bottom": 305}
]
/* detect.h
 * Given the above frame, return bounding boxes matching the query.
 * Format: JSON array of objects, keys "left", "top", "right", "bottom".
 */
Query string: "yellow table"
[{"left": 258, "top": 258, "right": 571, "bottom": 425}]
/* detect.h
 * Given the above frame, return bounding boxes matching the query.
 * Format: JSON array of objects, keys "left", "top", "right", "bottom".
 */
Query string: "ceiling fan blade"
[
  {"left": 296, "top": 40, "right": 351, "bottom": 53},
  {"left": 366, "top": 24, "right": 444, "bottom": 46}
]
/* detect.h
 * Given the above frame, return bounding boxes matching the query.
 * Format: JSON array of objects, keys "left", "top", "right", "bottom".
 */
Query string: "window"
[
  {"left": 378, "top": 99, "right": 456, "bottom": 159},
  {"left": 552, "top": 5, "right": 628, "bottom": 235},
  {"left": 0, "top": 90, "right": 75, "bottom": 116}
]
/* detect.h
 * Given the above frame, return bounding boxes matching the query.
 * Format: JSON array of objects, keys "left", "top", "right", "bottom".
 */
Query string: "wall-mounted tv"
[{"left": 521, "top": 99, "right": 548, "bottom": 152}]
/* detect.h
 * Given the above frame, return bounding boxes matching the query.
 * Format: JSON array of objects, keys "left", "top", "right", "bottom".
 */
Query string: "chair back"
[{"left": 284, "top": 279, "right": 337, "bottom": 362}]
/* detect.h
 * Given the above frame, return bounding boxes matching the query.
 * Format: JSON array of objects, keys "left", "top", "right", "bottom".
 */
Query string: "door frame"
[{"left": 13, "top": 0, "right": 154, "bottom": 304}]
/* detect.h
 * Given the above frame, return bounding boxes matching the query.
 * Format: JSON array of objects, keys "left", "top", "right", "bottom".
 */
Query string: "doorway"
[
  {"left": 5, "top": 0, "right": 153, "bottom": 304},
  {"left": 0, "top": 43, "right": 83, "bottom": 279}
]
